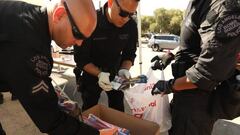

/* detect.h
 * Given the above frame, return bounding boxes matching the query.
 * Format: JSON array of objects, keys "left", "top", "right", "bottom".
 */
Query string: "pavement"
[{"left": 0, "top": 92, "right": 46, "bottom": 135}]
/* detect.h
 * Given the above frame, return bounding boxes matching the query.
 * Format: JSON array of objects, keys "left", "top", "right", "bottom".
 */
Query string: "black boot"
[
  {"left": 11, "top": 94, "right": 17, "bottom": 101},
  {"left": 0, "top": 123, "right": 6, "bottom": 135},
  {"left": 0, "top": 93, "right": 3, "bottom": 104}
]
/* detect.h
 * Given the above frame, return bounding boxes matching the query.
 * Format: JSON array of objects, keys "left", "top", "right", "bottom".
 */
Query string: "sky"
[{"left": 93, "top": 0, "right": 190, "bottom": 16}]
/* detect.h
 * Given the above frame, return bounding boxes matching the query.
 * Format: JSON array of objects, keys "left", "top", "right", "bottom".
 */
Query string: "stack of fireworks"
[
  {"left": 111, "top": 75, "right": 148, "bottom": 91},
  {"left": 84, "top": 114, "right": 130, "bottom": 135}
]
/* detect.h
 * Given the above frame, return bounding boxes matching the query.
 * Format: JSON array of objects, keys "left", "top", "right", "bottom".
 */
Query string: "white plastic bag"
[{"left": 124, "top": 68, "right": 172, "bottom": 132}]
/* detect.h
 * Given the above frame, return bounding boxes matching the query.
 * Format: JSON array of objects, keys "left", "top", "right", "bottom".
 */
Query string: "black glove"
[
  {"left": 151, "top": 52, "right": 175, "bottom": 70},
  {"left": 151, "top": 79, "right": 175, "bottom": 95}
]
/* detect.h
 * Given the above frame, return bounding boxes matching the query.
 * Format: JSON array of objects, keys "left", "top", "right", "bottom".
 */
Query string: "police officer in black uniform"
[
  {"left": 0, "top": 0, "right": 99, "bottom": 134},
  {"left": 74, "top": 0, "right": 139, "bottom": 112},
  {"left": 151, "top": 0, "right": 240, "bottom": 135}
]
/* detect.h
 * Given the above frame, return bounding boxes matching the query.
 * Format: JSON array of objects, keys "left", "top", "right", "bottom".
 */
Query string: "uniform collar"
[
  {"left": 41, "top": 6, "right": 51, "bottom": 43},
  {"left": 98, "top": 2, "right": 114, "bottom": 29}
]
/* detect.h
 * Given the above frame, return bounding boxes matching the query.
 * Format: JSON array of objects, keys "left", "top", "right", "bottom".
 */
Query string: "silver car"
[{"left": 148, "top": 34, "right": 180, "bottom": 51}]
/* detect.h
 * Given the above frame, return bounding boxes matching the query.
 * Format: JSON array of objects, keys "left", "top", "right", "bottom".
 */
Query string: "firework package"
[{"left": 111, "top": 75, "right": 148, "bottom": 91}]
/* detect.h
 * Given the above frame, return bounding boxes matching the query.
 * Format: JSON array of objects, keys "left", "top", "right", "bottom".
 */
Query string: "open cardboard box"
[{"left": 82, "top": 104, "right": 160, "bottom": 135}]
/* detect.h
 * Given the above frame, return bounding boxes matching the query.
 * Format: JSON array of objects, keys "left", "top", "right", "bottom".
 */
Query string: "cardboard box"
[{"left": 82, "top": 104, "right": 160, "bottom": 135}]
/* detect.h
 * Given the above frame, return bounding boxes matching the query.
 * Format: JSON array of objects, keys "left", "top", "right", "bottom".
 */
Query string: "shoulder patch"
[
  {"left": 215, "top": 14, "right": 240, "bottom": 40},
  {"left": 29, "top": 55, "right": 51, "bottom": 77}
]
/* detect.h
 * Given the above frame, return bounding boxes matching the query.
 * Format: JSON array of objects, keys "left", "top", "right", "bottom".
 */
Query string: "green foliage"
[
  {"left": 149, "top": 23, "right": 159, "bottom": 33},
  {"left": 141, "top": 8, "right": 184, "bottom": 35},
  {"left": 141, "top": 16, "right": 155, "bottom": 33}
]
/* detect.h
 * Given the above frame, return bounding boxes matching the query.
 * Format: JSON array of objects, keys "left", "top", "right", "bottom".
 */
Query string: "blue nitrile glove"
[
  {"left": 151, "top": 79, "right": 175, "bottom": 95},
  {"left": 151, "top": 52, "right": 175, "bottom": 70}
]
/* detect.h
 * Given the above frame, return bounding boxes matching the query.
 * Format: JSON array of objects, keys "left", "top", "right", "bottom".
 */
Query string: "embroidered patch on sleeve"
[
  {"left": 215, "top": 14, "right": 240, "bottom": 40},
  {"left": 29, "top": 55, "right": 51, "bottom": 77}
]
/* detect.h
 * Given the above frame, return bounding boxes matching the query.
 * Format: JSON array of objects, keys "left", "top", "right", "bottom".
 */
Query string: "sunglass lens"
[
  {"left": 120, "top": 13, "right": 128, "bottom": 18},
  {"left": 72, "top": 27, "right": 85, "bottom": 40},
  {"left": 119, "top": 10, "right": 129, "bottom": 18}
]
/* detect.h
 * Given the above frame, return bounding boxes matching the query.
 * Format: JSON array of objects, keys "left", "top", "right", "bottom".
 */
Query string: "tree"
[
  {"left": 141, "top": 8, "right": 184, "bottom": 35},
  {"left": 149, "top": 23, "right": 159, "bottom": 33},
  {"left": 169, "top": 15, "right": 182, "bottom": 35},
  {"left": 141, "top": 16, "right": 155, "bottom": 33},
  {"left": 154, "top": 8, "right": 170, "bottom": 33},
  {"left": 168, "top": 9, "right": 183, "bottom": 35}
]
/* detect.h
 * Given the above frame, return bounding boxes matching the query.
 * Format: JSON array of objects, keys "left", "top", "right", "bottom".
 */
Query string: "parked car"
[
  {"left": 148, "top": 34, "right": 180, "bottom": 51},
  {"left": 141, "top": 33, "right": 154, "bottom": 44},
  {"left": 141, "top": 37, "right": 149, "bottom": 44}
]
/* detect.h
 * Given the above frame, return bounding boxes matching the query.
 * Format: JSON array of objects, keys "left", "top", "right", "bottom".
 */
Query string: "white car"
[{"left": 148, "top": 34, "right": 180, "bottom": 51}]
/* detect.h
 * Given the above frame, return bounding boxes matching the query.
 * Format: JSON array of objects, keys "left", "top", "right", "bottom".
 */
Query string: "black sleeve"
[
  {"left": 74, "top": 38, "right": 92, "bottom": 69},
  {"left": 186, "top": 7, "right": 240, "bottom": 90},
  {"left": 121, "top": 20, "right": 137, "bottom": 65},
  {"left": 1, "top": 45, "right": 99, "bottom": 135}
]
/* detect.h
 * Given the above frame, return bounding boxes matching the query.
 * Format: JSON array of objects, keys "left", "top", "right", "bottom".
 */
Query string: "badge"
[
  {"left": 29, "top": 55, "right": 51, "bottom": 77},
  {"left": 215, "top": 14, "right": 240, "bottom": 40}
]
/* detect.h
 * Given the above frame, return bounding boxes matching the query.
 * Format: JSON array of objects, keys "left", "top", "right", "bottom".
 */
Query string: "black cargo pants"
[
  {"left": 169, "top": 90, "right": 216, "bottom": 135},
  {"left": 0, "top": 122, "right": 6, "bottom": 135},
  {"left": 79, "top": 73, "right": 124, "bottom": 112}
]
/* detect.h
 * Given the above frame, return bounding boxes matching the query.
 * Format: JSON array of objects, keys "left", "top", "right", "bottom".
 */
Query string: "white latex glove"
[
  {"left": 118, "top": 69, "right": 131, "bottom": 79},
  {"left": 98, "top": 72, "right": 112, "bottom": 91}
]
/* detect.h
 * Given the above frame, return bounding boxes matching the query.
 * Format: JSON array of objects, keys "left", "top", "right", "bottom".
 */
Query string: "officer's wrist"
[
  {"left": 119, "top": 68, "right": 129, "bottom": 71},
  {"left": 168, "top": 52, "right": 175, "bottom": 57},
  {"left": 166, "top": 52, "right": 175, "bottom": 61},
  {"left": 168, "top": 79, "right": 176, "bottom": 92}
]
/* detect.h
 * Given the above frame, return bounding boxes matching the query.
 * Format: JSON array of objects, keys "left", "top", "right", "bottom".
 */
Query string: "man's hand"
[
  {"left": 118, "top": 69, "right": 131, "bottom": 79},
  {"left": 151, "top": 52, "right": 175, "bottom": 70},
  {"left": 98, "top": 72, "right": 112, "bottom": 91},
  {"left": 151, "top": 79, "right": 175, "bottom": 95}
]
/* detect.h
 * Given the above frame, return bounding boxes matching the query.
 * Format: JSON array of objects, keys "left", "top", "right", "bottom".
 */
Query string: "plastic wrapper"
[
  {"left": 111, "top": 75, "right": 147, "bottom": 91},
  {"left": 56, "top": 88, "right": 82, "bottom": 120},
  {"left": 84, "top": 114, "right": 130, "bottom": 135}
]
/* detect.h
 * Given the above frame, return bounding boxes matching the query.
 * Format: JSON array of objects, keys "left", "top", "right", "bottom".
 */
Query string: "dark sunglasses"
[
  {"left": 115, "top": 0, "right": 136, "bottom": 18},
  {"left": 63, "top": 1, "right": 87, "bottom": 40}
]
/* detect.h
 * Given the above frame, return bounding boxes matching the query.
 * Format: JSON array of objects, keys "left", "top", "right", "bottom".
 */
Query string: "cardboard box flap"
[{"left": 83, "top": 104, "right": 160, "bottom": 135}]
